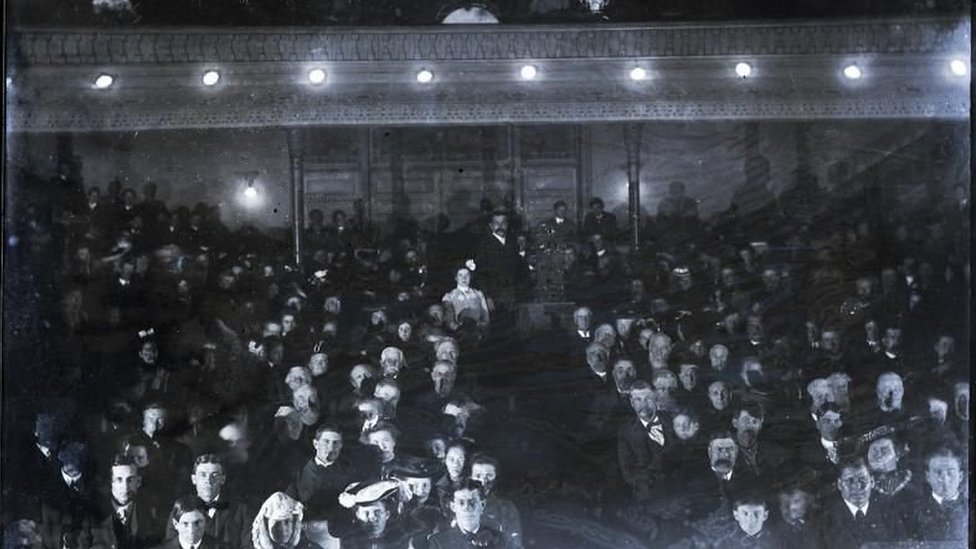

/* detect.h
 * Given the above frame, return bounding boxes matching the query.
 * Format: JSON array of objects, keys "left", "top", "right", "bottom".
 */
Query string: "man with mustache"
[{"left": 616, "top": 380, "right": 670, "bottom": 502}]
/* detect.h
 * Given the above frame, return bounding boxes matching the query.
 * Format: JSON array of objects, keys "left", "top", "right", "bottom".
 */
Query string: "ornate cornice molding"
[
  {"left": 10, "top": 17, "right": 970, "bottom": 66},
  {"left": 6, "top": 18, "right": 970, "bottom": 130},
  {"left": 8, "top": 94, "right": 968, "bottom": 131}
]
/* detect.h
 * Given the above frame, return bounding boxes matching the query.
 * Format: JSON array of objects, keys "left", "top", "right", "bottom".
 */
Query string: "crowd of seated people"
[{"left": 1, "top": 162, "right": 971, "bottom": 548}]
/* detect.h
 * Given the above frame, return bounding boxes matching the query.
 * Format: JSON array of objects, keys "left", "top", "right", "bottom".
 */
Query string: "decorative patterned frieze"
[{"left": 10, "top": 17, "right": 970, "bottom": 66}]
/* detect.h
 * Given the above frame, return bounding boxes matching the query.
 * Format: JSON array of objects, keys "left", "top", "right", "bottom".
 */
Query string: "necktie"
[
  {"left": 647, "top": 421, "right": 665, "bottom": 446},
  {"left": 117, "top": 510, "right": 128, "bottom": 525},
  {"left": 855, "top": 510, "right": 865, "bottom": 521}
]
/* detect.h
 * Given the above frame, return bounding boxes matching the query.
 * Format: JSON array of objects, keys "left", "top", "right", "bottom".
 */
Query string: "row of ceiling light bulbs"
[{"left": 89, "top": 59, "right": 970, "bottom": 89}]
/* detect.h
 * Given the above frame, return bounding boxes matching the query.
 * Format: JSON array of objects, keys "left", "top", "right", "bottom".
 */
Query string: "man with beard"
[
  {"left": 335, "top": 480, "right": 419, "bottom": 549},
  {"left": 165, "top": 455, "right": 250, "bottom": 549},
  {"left": 91, "top": 455, "right": 163, "bottom": 549},
  {"left": 427, "top": 480, "right": 510, "bottom": 549},
  {"left": 469, "top": 455, "right": 522, "bottom": 549},
  {"left": 292, "top": 424, "right": 373, "bottom": 522},
  {"left": 910, "top": 447, "right": 968, "bottom": 542},
  {"left": 818, "top": 459, "right": 906, "bottom": 548},
  {"left": 616, "top": 380, "right": 670, "bottom": 502}
]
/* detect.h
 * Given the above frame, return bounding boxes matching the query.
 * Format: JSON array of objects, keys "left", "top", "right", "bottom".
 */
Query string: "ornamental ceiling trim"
[
  {"left": 8, "top": 95, "right": 969, "bottom": 132},
  {"left": 10, "top": 17, "right": 970, "bottom": 66}
]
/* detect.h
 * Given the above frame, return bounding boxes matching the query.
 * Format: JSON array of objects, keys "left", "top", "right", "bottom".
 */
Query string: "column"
[
  {"left": 624, "top": 123, "right": 643, "bottom": 252},
  {"left": 287, "top": 129, "right": 305, "bottom": 268}
]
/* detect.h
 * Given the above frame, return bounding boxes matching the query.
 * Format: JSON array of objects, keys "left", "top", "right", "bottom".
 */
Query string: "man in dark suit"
[
  {"left": 164, "top": 455, "right": 249, "bottom": 549},
  {"left": 616, "top": 380, "right": 670, "bottom": 502},
  {"left": 38, "top": 440, "right": 97, "bottom": 549},
  {"left": 91, "top": 455, "right": 164, "bottom": 549},
  {"left": 153, "top": 496, "right": 226, "bottom": 549},
  {"left": 538, "top": 200, "right": 577, "bottom": 249},
  {"left": 909, "top": 447, "right": 967, "bottom": 542},
  {"left": 473, "top": 210, "right": 520, "bottom": 322},
  {"left": 817, "top": 458, "right": 907, "bottom": 549},
  {"left": 581, "top": 197, "right": 617, "bottom": 243},
  {"left": 291, "top": 424, "right": 371, "bottom": 522},
  {"left": 426, "top": 480, "right": 509, "bottom": 549}
]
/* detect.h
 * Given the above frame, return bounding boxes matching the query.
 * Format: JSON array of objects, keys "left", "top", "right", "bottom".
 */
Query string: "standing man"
[
  {"left": 473, "top": 210, "right": 520, "bottom": 333},
  {"left": 582, "top": 197, "right": 617, "bottom": 243}
]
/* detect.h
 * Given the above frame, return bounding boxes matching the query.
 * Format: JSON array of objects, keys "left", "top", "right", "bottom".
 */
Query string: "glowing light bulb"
[
  {"left": 244, "top": 186, "right": 257, "bottom": 199},
  {"left": 202, "top": 70, "right": 220, "bottom": 86},
  {"left": 843, "top": 64, "right": 862, "bottom": 80},
  {"left": 416, "top": 69, "right": 434, "bottom": 83},
  {"left": 949, "top": 59, "right": 968, "bottom": 76},
  {"left": 629, "top": 67, "right": 647, "bottom": 81},
  {"left": 520, "top": 65, "right": 538, "bottom": 80},
  {"left": 735, "top": 63, "right": 752, "bottom": 78},
  {"left": 308, "top": 68, "right": 326, "bottom": 84},
  {"left": 94, "top": 74, "right": 114, "bottom": 89}
]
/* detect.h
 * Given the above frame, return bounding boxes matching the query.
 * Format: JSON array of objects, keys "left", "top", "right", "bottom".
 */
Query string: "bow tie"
[{"left": 204, "top": 500, "right": 228, "bottom": 511}]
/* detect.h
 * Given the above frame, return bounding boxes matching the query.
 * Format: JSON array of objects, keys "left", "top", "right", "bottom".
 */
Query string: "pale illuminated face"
[
  {"left": 673, "top": 414, "right": 699, "bottom": 441},
  {"left": 309, "top": 353, "right": 328, "bottom": 376},
  {"left": 445, "top": 447, "right": 466, "bottom": 479},
  {"left": 173, "top": 510, "right": 206, "bottom": 547},
  {"left": 111, "top": 465, "right": 141, "bottom": 504},
  {"left": 471, "top": 463, "right": 497, "bottom": 494},
  {"left": 456, "top": 269, "right": 472, "bottom": 287},
  {"left": 142, "top": 407, "right": 166, "bottom": 437},
  {"left": 451, "top": 488, "right": 485, "bottom": 532},
  {"left": 355, "top": 502, "right": 389, "bottom": 537},
  {"left": 629, "top": 388, "right": 657, "bottom": 421},
  {"left": 139, "top": 342, "right": 158, "bottom": 365},
  {"left": 397, "top": 323, "right": 412, "bottom": 341},
  {"left": 406, "top": 477, "right": 432, "bottom": 501},
  {"left": 708, "top": 382, "right": 730, "bottom": 410},
  {"left": 350, "top": 365, "right": 372, "bottom": 390},
  {"left": 367, "top": 430, "right": 396, "bottom": 463},
  {"left": 191, "top": 462, "right": 225, "bottom": 502},
  {"left": 733, "top": 504, "right": 768, "bottom": 537},
  {"left": 838, "top": 466, "right": 873, "bottom": 507},
  {"left": 926, "top": 456, "right": 962, "bottom": 501},
  {"left": 867, "top": 438, "right": 897, "bottom": 472},
  {"left": 709, "top": 345, "right": 728, "bottom": 368},
  {"left": 281, "top": 315, "right": 296, "bottom": 334},
  {"left": 313, "top": 431, "right": 343, "bottom": 463},
  {"left": 779, "top": 491, "right": 810, "bottom": 524}
]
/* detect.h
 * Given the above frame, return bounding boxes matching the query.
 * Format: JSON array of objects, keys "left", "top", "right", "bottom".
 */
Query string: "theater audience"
[{"left": 2, "top": 175, "right": 969, "bottom": 549}]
